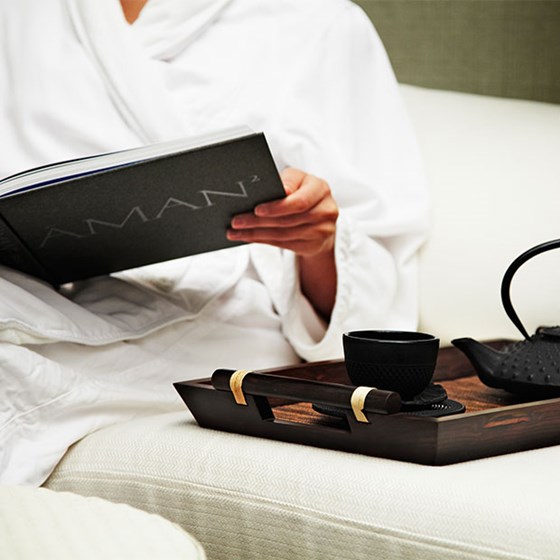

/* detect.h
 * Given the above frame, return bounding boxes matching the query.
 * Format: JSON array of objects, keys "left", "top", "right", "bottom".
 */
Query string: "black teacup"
[{"left": 343, "top": 330, "right": 439, "bottom": 399}]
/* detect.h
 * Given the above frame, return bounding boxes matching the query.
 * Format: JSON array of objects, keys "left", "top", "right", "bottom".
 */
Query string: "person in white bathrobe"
[{"left": 0, "top": 0, "right": 430, "bottom": 485}]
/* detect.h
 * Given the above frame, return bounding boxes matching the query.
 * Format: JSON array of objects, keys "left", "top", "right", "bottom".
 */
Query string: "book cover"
[{"left": 0, "top": 131, "right": 285, "bottom": 285}]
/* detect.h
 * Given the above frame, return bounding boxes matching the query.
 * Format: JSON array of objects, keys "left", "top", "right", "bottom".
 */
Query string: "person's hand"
[
  {"left": 227, "top": 167, "right": 339, "bottom": 257},
  {"left": 228, "top": 167, "right": 339, "bottom": 320}
]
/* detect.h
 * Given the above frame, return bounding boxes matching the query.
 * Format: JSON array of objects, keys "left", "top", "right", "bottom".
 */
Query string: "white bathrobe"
[{"left": 0, "top": 0, "right": 429, "bottom": 485}]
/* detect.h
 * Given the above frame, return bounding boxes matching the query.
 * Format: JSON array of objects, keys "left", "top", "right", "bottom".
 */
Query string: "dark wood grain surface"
[{"left": 175, "top": 341, "right": 560, "bottom": 465}]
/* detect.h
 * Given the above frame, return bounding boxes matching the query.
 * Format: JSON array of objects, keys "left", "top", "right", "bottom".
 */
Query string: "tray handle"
[{"left": 211, "top": 369, "right": 402, "bottom": 419}]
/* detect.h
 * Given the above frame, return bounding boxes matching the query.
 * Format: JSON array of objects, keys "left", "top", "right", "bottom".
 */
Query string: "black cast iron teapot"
[{"left": 452, "top": 239, "right": 560, "bottom": 397}]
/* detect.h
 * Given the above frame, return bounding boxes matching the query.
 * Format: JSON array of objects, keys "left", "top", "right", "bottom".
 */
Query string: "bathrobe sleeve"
[{"left": 250, "top": 2, "right": 430, "bottom": 362}]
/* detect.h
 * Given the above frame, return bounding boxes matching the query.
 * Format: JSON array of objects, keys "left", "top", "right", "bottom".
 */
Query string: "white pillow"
[
  {"left": 0, "top": 486, "right": 206, "bottom": 560},
  {"left": 401, "top": 85, "right": 560, "bottom": 344}
]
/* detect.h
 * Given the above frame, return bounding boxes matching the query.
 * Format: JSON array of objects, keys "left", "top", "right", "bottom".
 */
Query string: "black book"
[{"left": 0, "top": 127, "right": 285, "bottom": 285}]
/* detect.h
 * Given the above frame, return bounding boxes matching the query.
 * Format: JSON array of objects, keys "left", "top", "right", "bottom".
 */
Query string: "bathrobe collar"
[{"left": 65, "top": 0, "right": 232, "bottom": 142}]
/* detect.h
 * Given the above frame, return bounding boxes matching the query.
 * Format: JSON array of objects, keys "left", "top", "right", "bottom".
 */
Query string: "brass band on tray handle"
[
  {"left": 351, "top": 386, "right": 377, "bottom": 423},
  {"left": 211, "top": 369, "right": 401, "bottom": 417},
  {"left": 229, "top": 370, "right": 252, "bottom": 405}
]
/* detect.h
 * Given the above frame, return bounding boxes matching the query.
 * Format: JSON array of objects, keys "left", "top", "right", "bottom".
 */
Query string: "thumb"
[{"left": 280, "top": 167, "right": 306, "bottom": 195}]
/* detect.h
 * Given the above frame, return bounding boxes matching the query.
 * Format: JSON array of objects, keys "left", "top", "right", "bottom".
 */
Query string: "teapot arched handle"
[{"left": 501, "top": 238, "right": 560, "bottom": 340}]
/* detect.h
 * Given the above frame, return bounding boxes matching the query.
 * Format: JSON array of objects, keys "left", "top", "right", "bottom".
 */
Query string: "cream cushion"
[
  {"left": 0, "top": 485, "right": 206, "bottom": 559},
  {"left": 401, "top": 85, "right": 560, "bottom": 345},
  {"left": 45, "top": 409, "right": 560, "bottom": 560},
  {"left": 44, "top": 86, "right": 560, "bottom": 560}
]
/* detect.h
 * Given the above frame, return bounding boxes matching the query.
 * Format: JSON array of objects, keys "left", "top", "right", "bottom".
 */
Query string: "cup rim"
[{"left": 343, "top": 330, "right": 438, "bottom": 343}]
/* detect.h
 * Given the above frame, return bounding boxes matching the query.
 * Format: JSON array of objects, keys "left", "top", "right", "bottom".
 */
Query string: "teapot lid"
[{"left": 501, "top": 238, "right": 560, "bottom": 339}]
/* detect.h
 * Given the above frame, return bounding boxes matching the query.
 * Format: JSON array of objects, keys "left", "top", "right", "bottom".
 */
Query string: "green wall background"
[{"left": 354, "top": 0, "right": 560, "bottom": 104}]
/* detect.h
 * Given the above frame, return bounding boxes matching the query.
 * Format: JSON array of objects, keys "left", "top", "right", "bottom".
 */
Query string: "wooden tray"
[{"left": 174, "top": 343, "right": 560, "bottom": 465}]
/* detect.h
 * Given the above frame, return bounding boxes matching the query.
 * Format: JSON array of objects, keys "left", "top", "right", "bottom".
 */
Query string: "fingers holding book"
[{"left": 227, "top": 167, "right": 339, "bottom": 258}]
